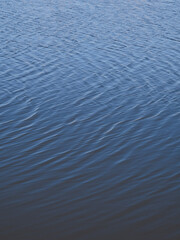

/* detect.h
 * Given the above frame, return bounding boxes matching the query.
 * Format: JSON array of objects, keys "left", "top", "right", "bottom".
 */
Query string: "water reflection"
[{"left": 0, "top": 0, "right": 180, "bottom": 239}]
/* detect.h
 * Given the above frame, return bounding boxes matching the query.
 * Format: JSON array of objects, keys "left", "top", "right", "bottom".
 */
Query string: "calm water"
[{"left": 0, "top": 0, "right": 180, "bottom": 239}]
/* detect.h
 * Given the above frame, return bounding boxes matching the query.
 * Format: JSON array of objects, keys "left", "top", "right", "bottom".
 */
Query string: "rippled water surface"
[{"left": 0, "top": 0, "right": 180, "bottom": 239}]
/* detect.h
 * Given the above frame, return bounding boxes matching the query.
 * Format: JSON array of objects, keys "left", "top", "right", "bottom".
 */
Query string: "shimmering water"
[{"left": 0, "top": 0, "right": 180, "bottom": 239}]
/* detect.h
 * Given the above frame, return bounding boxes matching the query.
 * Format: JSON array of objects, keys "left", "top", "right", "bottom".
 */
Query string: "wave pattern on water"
[{"left": 0, "top": 0, "right": 180, "bottom": 239}]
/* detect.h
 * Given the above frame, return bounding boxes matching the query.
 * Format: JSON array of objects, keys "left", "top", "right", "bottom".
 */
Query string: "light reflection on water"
[{"left": 0, "top": 0, "right": 180, "bottom": 239}]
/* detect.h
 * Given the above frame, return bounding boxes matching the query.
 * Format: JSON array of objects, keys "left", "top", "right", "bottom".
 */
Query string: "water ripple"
[{"left": 0, "top": 0, "right": 180, "bottom": 239}]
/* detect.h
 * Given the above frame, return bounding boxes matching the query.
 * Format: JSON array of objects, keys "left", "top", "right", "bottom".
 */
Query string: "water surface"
[{"left": 0, "top": 0, "right": 180, "bottom": 239}]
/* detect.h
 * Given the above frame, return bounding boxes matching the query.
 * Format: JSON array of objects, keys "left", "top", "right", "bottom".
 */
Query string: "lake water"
[{"left": 0, "top": 0, "right": 180, "bottom": 239}]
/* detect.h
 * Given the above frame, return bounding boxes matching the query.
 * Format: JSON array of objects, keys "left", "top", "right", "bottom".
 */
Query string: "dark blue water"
[{"left": 0, "top": 0, "right": 180, "bottom": 239}]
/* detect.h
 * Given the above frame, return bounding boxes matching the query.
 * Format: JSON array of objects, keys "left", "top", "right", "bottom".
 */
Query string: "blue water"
[{"left": 0, "top": 0, "right": 180, "bottom": 239}]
